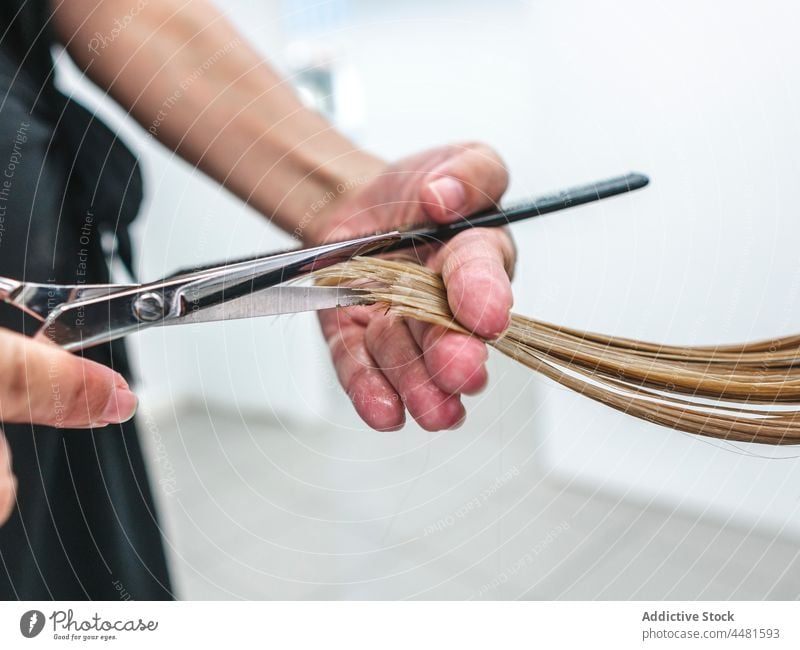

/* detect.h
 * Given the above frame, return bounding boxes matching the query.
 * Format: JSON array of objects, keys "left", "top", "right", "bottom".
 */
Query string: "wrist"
[
  {"left": 244, "top": 103, "right": 384, "bottom": 240},
  {"left": 291, "top": 145, "right": 385, "bottom": 244}
]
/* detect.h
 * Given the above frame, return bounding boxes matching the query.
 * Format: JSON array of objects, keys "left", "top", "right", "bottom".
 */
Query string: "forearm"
[{"left": 52, "top": 0, "right": 383, "bottom": 236}]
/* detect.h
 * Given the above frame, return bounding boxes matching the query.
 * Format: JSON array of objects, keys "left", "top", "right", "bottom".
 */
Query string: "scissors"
[{"left": 0, "top": 172, "right": 648, "bottom": 352}]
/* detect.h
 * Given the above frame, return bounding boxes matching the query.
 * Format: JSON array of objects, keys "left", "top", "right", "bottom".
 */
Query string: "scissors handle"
[
  {"left": 176, "top": 171, "right": 648, "bottom": 275},
  {"left": 383, "top": 171, "right": 649, "bottom": 253},
  {"left": 0, "top": 277, "right": 21, "bottom": 302}
]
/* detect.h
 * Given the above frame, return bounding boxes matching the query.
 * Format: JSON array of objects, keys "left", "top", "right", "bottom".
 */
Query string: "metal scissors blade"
[
  {"left": 33, "top": 286, "right": 372, "bottom": 351},
  {"left": 164, "top": 286, "right": 371, "bottom": 327},
  {"left": 32, "top": 231, "right": 399, "bottom": 351}
]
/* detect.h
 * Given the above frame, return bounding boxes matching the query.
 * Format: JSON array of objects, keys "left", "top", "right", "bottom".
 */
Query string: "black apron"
[{"left": 0, "top": 1, "right": 172, "bottom": 599}]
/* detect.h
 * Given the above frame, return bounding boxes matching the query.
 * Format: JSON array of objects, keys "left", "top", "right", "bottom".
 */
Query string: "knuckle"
[
  {"left": 402, "top": 385, "right": 428, "bottom": 416},
  {"left": 402, "top": 375, "right": 439, "bottom": 413},
  {"left": 421, "top": 325, "right": 448, "bottom": 354},
  {"left": 441, "top": 238, "right": 500, "bottom": 280},
  {"left": 81, "top": 374, "right": 114, "bottom": 423},
  {"left": 448, "top": 141, "right": 506, "bottom": 174},
  {"left": 62, "top": 377, "right": 93, "bottom": 424},
  {"left": 50, "top": 362, "right": 109, "bottom": 427},
  {"left": 364, "top": 313, "right": 400, "bottom": 355},
  {"left": 461, "top": 141, "right": 500, "bottom": 160},
  {"left": 462, "top": 142, "right": 508, "bottom": 175},
  {"left": 327, "top": 328, "right": 356, "bottom": 365},
  {"left": 346, "top": 366, "right": 372, "bottom": 401}
]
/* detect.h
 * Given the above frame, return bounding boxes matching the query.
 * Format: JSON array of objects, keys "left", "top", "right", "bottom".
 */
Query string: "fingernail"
[
  {"left": 427, "top": 177, "right": 466, "bottom": 214},
  {"left": 114, "top": 374, "right": 131, "bottom": 391},
  {"left": 98, "top": 385, "right": 138, "bottom": 425}
]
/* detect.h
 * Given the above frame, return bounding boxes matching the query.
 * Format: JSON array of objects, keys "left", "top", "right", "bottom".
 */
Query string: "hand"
[
  {"left": 0, "top": 328, "right": 138, "bottom": 526},
  {"left": 307, "top": 142, "right": 515, "bottom": 432}
]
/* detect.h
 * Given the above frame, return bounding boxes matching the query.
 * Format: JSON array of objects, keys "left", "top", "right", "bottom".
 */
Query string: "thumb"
[
  {"left": 0, "top": 329, "right": 137, "bottom": 428},
  {"left": 418, "top": 142, "right": 509, "bottom": 224}
]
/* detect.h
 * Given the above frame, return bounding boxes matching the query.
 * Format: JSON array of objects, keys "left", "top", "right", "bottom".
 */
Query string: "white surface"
[{"left": 143, "top": 402, "right": 800, "bottom": 599}]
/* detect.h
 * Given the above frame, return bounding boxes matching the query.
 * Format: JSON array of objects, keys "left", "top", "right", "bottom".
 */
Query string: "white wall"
[
  {"left": 502, "top": 0, "right": 800, "bottom": 533},
  {"left": 58, "top": 0, "right": 800, "bottom": 539}
]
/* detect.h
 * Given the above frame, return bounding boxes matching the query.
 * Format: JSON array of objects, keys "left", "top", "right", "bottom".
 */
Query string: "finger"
[
  {"left": 419, "top": 142, "right": 509, "bottom": 223},
  {"left": 0, "top": 431, "right": 15, "bottom": 525},
  {"left": 430, "top": 227, "right": 515, "bottom": 339},
  {"left": 407, "top": 321, "right": 488, "bottom": 396},
  {"left": 0, "top": 330, "right": 137, "bottom": 428},
  {"left": 319, "top": 308, "right": 405, "bottom": 431},
  {"left": 365, "top": 313, "right": 465, "bottom": 431}
]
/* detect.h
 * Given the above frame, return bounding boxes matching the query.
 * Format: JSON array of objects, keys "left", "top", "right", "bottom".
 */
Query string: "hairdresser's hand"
[
  {"left": 0, "top": 329, "right": 139, "bottom": 525},
  {"left": 308, "top": 143, "right": 515, "bottom": 431}
]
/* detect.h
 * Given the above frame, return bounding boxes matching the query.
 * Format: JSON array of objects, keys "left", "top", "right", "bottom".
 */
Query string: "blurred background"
[{"left": 57, "top": 0, "right": 800, "bottom": 599}]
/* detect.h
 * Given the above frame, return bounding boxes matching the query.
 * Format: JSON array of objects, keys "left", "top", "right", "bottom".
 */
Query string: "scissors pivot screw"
[{"left": 133, "top": 292, "right": 166, "bottom": 322}]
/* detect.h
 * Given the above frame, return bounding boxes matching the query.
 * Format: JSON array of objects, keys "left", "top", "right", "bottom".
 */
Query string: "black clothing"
[{"left": 0, "top": 0, "right": 172, "bottom": 599}]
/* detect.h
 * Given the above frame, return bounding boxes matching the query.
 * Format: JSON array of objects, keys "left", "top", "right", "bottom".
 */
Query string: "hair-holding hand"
[{"left": 307, "top": 142, "right": 515, "bottom": 432}]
